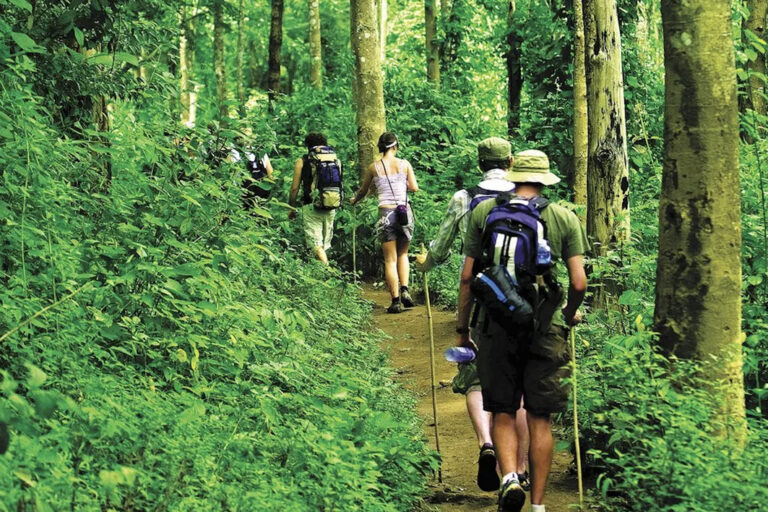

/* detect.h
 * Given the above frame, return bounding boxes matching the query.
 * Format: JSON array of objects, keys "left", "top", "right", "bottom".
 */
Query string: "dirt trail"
[{"left": 364, "top": 284, "right": 585, "bottom": 512}]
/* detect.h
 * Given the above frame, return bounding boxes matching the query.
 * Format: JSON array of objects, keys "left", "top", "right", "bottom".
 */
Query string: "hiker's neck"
[{"left": 514, "top": 184, "right": 543, "bottom": 198}]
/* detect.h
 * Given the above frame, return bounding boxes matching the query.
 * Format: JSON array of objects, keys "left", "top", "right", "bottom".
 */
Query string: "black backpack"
[
  {"left": 301, "top": 146, "right": 343, "bottom": 209},
  {"left": 242, "top": 154, "right": 269, "bottom": 208}
]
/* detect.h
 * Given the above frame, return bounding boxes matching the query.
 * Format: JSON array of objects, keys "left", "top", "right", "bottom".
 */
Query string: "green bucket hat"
[
  {"left": 507, "top": 149, "right": 561, "bottom": 186},
  {"left": 477, "top": 137, "right": 512, "bottom": 162}
]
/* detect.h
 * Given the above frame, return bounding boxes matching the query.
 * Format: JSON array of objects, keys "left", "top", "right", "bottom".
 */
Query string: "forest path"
[{"left": 364, "top": 284, "right": 586, "bottom": 512}]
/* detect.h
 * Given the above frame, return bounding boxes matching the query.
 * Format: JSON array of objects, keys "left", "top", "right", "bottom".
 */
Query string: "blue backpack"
[{"left": 471, "top": 194, "right": 561, "bottom": 330}]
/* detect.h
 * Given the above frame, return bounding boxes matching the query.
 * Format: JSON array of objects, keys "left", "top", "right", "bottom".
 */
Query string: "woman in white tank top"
[{"left": 350, "top": 132, "right": 419, "bottom": 313}]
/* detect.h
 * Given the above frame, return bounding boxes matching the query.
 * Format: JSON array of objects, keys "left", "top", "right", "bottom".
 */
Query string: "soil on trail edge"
[{"left": 364, "top": 284, "right": 589, "bottom": 512}]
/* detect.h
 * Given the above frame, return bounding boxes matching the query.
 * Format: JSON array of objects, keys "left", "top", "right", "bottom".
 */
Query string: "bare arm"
[
  {"left": 406, "top": 161, "right": 418, "bottom": 192},
  {"left": 456, "top": 256, "right": 477, "bottom": 349},
  {"left": 350, "top": 164, "right": 375, "bottom": 205},
  {"left": 264, "top": 155, "right": 274, "bottom": 178},
  {"left": 562, "top": 254, "right": 587, "bottom": 325},
  {"left": 289, "top": 158, "right": 303, "bottom": 206}
]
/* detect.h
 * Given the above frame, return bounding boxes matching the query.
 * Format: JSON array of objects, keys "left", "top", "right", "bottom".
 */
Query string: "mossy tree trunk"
[
  {"left": 309, "top": 0, "right": 323, "bottom": 89},
  {"left": 744, "top": 0, "right": 767, "bottom": 116},
  {"left": 572, "top": 0, "right": 588, "bottom": 213},
  {"left": 213, "top": 0, "right": 227, "bottom": 119},
  {"left": 268, "top": 0, "right": 284, "bottom": 104},
  {"left": 656, "top": 0, "right": 747, "bottom": 444},
  {"left": 426, "top": 0, "right": 440, "bottom": 83},
  {"left": 584, "top": 0, "right": 629, "bottom": 254},
  {"left": 351, "top": 0, "right": 386, "bottom": 179}
]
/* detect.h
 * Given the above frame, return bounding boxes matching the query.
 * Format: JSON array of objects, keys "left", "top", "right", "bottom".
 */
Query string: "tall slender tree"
[
  {"left": 378, "top": 0, "right": 387, "bottom": 62},
  {"left": 236, "top": 0, "right": 246, "bottom": 109},
  {"left": 744, "top": 0, "right": 767, "bottom": 116},
  {"left": 572, "top": 0, "right": 588, "bottom": 212},
  {"left": 213, "top": 0, "right": 227, "bottom": 119},
  {"left": 584, "top": 0, "right": 629, "bottom": 253},
  {"left": 425, "top": 0, "right": 439, "bottom": 83},
  {"left": 179, "top": 6, "right": 194, "bottom": 125},
  {"left": 309, "top": 0, "right": 323, "bottom": 88},
  {"left": 656, "top": 0, "right": 747, "bottom": 443},
  {"left": 506, "top": 0, "right": 521, "bottom": 134},
  {"left": 351, "top": 0, "right": 386, "bottom": 178},
  {"left": 268, "top": 0, "right": 285, "bottom": 104}
]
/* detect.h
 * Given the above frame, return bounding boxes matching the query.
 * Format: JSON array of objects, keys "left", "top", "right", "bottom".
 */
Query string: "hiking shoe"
[
  {"left": 497, "top": 477, "right": 526, "bottom": 512},
  {"left": 400, "top": 288, "right": 415, "bottom": 308},
  {"left": 519, "top": 470, "right": 530, "bottom": 492},
  {"left": 477, "top": 443, "right": 500, "bottom": 491},
  {"left": 387, "top": 298, "right": 403, "bottom": 314}
]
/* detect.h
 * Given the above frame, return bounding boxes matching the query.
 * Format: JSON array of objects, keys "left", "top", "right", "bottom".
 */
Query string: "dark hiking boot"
[
  {"left": 387, "top": 298, "right": 403, "bottom": 314},
  {"left": 497, "top": 476, "right": 526, "bottom": 512},
  {"left": 519, "top": 470, "right": 530, "bottom": 492},
  {"left": 400, "top": 287, "right": 415, "bottom": 308},
  {"left": 477, "top": 443, "right": 500, "bottom": 491}
]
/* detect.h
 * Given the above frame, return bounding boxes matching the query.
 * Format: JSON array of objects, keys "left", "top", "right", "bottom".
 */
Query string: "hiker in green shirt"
[
  {"left": 415, "top": 137, "right": 527, "bottom": 492},
  {"left": 457, "top": 150, "right": 588, "bottom": 512}
]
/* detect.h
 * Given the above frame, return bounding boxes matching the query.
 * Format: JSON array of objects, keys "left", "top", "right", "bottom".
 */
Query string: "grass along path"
[{"left": 364, "top": 283, "right": 589, "bottom": 511}]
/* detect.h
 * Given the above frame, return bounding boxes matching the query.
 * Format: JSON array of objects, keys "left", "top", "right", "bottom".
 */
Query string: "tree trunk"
[
  {"left": 236, "top": 0, "right": 245, "bottom": 110},
  {"left": 268, "top": 0, "right": 284, "bottom": 104},
  {"left": 584, "top": 0, "right": 629, "bottom": 254},
  {"left": 213, "top": 0, "right": 227, "bottom": 119},
  {"left": 656, "top": 0, "right": 746, "bottom": 444},
  {"left": 179, "top": 7, "right": 192, "bottom": 126},
  {"left": 309, "top": 0, "right": 323, "bottom": 88},
  {"left": 506, "top": 0, "right": 521, "bottom": 134},
  {"left": 426, "top": 0, "right": 440, "bottom": 83},
  {"left": 378, "top": 0, "right": 387, "bottom": 63},
  {"left": 351, "top": 0, "right": 386, "bottom": 179},
  {"left": 572, "top": 0, "right": 588, "bottom": 211},
  {"left": 744, "top": 0, "right": 767, "bottom": 116}
]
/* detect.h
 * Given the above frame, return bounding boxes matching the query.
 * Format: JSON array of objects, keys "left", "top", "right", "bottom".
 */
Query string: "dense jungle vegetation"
[{"left": 1, "top": 0, "right": 768, "bottom": 510}]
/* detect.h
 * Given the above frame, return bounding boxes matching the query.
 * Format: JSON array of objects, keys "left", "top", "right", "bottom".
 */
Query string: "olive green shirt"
[{"left": 463, "top": 196, "right": 589, "bottom": 326}]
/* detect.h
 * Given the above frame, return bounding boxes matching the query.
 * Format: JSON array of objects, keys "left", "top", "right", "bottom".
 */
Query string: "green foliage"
[
  {"left": 0, "top": 54, "right": 436, "bottom": 510},
  {"left": 573, "top": 324, "right": 768, "bottom": 511}
]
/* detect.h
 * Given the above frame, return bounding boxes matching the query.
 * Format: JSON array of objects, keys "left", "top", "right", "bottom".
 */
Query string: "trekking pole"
[
  {"left": 352, "top": 205, "right": 357, "bottom": 283},
  {"left": 423, "top": 272, "right": 442, "bottom": 483},
  {"left": 570, "top": 326, "right": 584, "bottom": 509}
]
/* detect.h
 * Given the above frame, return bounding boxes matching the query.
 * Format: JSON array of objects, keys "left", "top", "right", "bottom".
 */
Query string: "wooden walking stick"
[
  {"left": 352, "top": 205, "right": 357, "bottom": 283},
  {"left": 423, "top": 272, "right": 443, "bottom": 482},
  {"left": 571, "top": 326, "right": 584, "bottom": 509}
]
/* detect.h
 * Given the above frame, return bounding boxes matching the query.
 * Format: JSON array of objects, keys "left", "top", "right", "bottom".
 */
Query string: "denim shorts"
[{"left": 375, "top": 206, "right": 414, "bottom": 243}]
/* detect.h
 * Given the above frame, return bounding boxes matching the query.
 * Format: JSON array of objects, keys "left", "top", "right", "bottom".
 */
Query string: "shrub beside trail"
[{"left": 0, "top": 80, "right": 437, "bottom": 510}]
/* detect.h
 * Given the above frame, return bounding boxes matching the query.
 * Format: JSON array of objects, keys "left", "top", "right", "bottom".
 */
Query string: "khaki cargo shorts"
[{"left": 302, "top": 204, "right": 336, "bottom": 251}]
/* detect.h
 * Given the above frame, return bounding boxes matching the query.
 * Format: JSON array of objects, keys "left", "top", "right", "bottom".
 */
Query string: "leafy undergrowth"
[{"left": 0, "top": 78, "right": 437, "bottom": 511}]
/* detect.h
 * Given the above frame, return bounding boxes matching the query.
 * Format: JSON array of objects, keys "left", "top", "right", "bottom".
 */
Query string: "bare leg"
[
  {"left": 516, "top": 398, "right": 529, "bottom": 472},
  {"left": 382, "top": 240, "right": 399, "bottom": 299},
  {"left": 466, "top": 390, "right": 493, "bottom": 447},
  {"left": 492, "top": 411, "right": 519, "bottom": 475},
  {"left": 527, "top": 413, "right": 554, "bottom": 505},
  {"left": 312, "top": 246, "right": 329, "bottom": 265},
  {"left": 395, "top": 238, "right": 410, "bottom": 288}
]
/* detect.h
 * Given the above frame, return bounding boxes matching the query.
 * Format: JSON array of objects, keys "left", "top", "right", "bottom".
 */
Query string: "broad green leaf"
[
  {"left": 74, "top": 27, "right": 84, "bottom": 47},
  {"left": 11, "top": 32, "right": 42, "bottom": 53},
  {"left": 9, "top": 0, "right": 33, "bottom": 11},
  {"left": 25, "top": 364, "right": 46, "bottom": 389}
]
